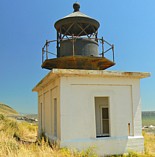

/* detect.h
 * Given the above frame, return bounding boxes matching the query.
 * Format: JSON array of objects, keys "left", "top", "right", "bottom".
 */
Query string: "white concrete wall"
[
  {"left": 60, "top": 136, "right": 144, "bottom": 156},
  {"left": 59, "top": 76, "right": 143, "bottom": 155},
  {"left": 37, "top": 78, "right": 61, "bottom": 140}
]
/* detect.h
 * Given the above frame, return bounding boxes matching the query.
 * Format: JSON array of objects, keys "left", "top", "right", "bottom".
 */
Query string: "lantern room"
[{"left": 41, "top": 2, "right": 115, "bottom": 70}]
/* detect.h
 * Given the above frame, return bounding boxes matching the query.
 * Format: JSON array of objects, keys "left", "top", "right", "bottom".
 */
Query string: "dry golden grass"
[
  {"left": 143, "top": 132, "right": 155, "bottom": 156},
  {"left": 0, "top": 114, "right": 97, "bottom": 157},
  {"left": 0, "top": 103, "right": 18, "bottom": 115},
  {"left": 0, "top": 114, "right": 155, "bottom": 157}
]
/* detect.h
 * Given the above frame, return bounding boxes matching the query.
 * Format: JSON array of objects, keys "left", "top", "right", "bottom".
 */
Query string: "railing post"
[
  {"left": 46, "top": 40, "right": 48, "bottom": 59},
  {"left": 102, "top": 37, "right": 104, "bottom": 57},
  {"left": 57, "top": 31, "right": 60, "bottom": 58}
]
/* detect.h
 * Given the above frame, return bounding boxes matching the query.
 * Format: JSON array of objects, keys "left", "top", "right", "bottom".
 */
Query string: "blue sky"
[{"left": 0, "top": 0, "right": 154, "bottom": 113}]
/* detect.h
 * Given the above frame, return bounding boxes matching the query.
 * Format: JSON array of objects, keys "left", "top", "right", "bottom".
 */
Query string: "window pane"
[
  {"left": 102, "top": 108, "right": 109, "bottom": 119},
  {"left": 102, "top": 120, "right": 109, "bottom": 134}
]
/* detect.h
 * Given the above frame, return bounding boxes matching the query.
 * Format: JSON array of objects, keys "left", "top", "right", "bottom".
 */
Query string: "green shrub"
[{"left": 0, "top": 114, "right": 5, "bottom": 121}]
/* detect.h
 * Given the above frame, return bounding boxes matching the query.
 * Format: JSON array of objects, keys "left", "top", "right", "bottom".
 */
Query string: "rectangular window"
[
  {"left": 40, "top": 103, "right": 43, "bottom": 131},
  {"left": 95, "top": 97, "right": 110, "bottom": 137},
  {"left": 101, "top": 107, "right": 109, "bottom": 136},
  {"left": 54, "top": 98, "right": 57, "bottom": 137},
  {"left": 41, "top": 101, "right": 45, "bottom": 132},
  {"left": 50, "top": 90, "right": 53, "bottom": 136}
]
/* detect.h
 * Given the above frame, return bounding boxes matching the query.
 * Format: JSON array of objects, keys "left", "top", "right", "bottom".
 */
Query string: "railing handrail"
[{"left": 42, "top": 36, "right": 115, "bottom": 64}]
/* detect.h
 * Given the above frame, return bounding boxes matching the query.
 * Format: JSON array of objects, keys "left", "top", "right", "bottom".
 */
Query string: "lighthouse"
[{"left": 33, "top": 3, "right": 150, "bottom": 156}]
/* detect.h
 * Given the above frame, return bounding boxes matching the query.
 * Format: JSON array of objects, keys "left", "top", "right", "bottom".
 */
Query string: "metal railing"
[{"left": 42, "top": 36, "right": 115, "bottom": 63}]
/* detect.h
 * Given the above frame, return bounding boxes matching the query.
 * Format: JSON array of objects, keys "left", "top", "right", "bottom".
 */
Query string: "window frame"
[{"left": 95, "top": 97, "right": 110, "bottom": 138}]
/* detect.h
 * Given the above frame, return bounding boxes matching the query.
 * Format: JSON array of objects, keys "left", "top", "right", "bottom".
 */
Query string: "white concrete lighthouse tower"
[{"left": 33, "top": 3, "right": 150, "bottom": 156}]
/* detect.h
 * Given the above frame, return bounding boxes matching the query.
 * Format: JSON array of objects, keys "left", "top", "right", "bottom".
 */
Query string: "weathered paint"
[{"left": 41, "top": 56, "right": 115, "bottom": 70}]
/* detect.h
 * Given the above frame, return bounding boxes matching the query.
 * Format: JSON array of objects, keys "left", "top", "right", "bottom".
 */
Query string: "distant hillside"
[
  {"left": 142, "top": 111, "right": 155, "bottom": 117},
  {"left": 25, "top": 114, "right": 38, "bottom": 119},
  {"left": 142, "top": 111, "right": 155, "bottom": 126},
  {"left": 0, "top": 103, "right": 18, "bottom": 115}
]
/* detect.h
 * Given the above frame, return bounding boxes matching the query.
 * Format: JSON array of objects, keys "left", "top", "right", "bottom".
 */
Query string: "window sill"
[{"left": 96, "top": 135, "right": 110, "bottom": 138}]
